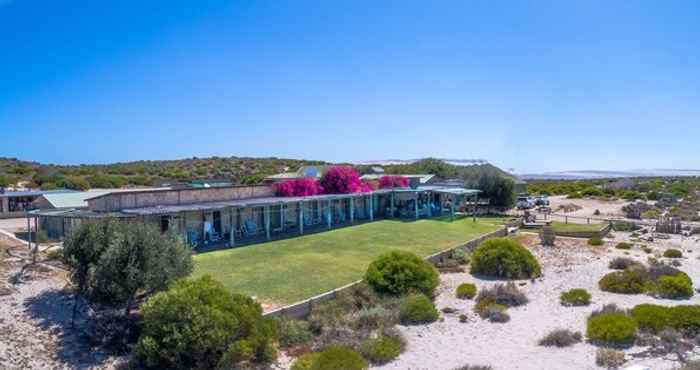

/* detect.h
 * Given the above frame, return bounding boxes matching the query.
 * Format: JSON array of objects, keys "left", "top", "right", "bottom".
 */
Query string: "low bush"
[
  {"left": 595, "top": 348, "right": 626, "bottom": 369},
  {"left": 632, "top": 304, "right": 700, "bottom": 336},
  {"left": 310, "top": 346, "right": 367, "bottom": 370},
  {"left": 608, "top": 257, "right": 641, "bottom": 270},
  {"left": 475, "top": 282, "right": 528, "bottom": 308},
  {"left": 477, "top": 303, "right": 510, "bottom": 323},
  {"left": 598, "top": 269, "right": 647, "bottom": 294},
  {"left": 453, "top": 249, "right": 470, "bottom": 264},
  {"left": 588, "top": 236, "right": 604, "bottom": 246},
  {"left": 351, "top": 306, "right": 398, "bottom": 331},
  {"left": 612, "top": 222, "right": 640, "bottom": 232},
  {"left": 360, "top": 334, "right": 405, "bottom": 365},
  {"left": 630, "top": 304, "right": 673, "bottom": 333},
  {"left": 135, "top": 276, "right": 277, "bottom": 370},
  {"left": 678, "top": 361, "right": 700, "bottom": 370},
  {"left": 642, "top": 246, "right": 653, "bottom": 254},
  {"left": 615, "top": 242, "right": 632, "bottom": 250},
  {"left": 539, "top": 224, "right": 556, "bottom": 246},
  {"left": 456, "top": 283, "right": 477, "bottom": 300},
  {"left": 538, "top": 329, "right": 582, "bottom": 347},
  {"left": 451, "top": 366, "right": 493, "bottom": 370},
  {"left": 45, "top": 248, "right": 64, "bottom": 262},
  {"left": 654, "top": 273, "right": 693, "bottom": 299},
  {"left": 365, "top": 251, "right": 439, "bottom": 297},
  {"left": 664, "top": 249, "right": 683, "bottom": 258},
  {"left": 399, "top": 294, "right": 439, "bottom": 325},
  {"left": 470, "top": 237, "right": 541, "bottom": 279},
  {"left": 560, "top": 288, "right": 591, "bottom": 307},
  {"left": 291, "top": 353, "right": 320, "bottom": 370},
  {"left": 586, "top": 312, "right": 637, "bottom": 346},
  {"left": 278, "top": 318, "right": 314, "bottom": 348}
]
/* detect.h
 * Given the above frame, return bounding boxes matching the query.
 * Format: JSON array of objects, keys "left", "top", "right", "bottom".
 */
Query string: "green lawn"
[
  {"left": 550, "top": 221, "right": 605, "bottom": 233},
  {"left": 193, "top": 216, "right": 505, "bottom": 305}
]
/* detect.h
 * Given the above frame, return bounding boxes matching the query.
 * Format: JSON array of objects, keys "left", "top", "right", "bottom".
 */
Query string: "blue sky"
[{"left": 1, "top": 1, "right": 698, "bottom": 173}]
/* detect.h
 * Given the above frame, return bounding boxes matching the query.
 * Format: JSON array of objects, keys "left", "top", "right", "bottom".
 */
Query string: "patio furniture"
[{"left": 243, "top": 220, "right": 258, "bottom": 236}]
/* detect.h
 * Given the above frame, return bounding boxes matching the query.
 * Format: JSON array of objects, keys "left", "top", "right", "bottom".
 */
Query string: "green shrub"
[
  {"left": 365, "top": 251, "right": 439, "bottom": 297},
  {"left": 560, "top": 288, "right": 591, "bottom": 307},
  {"left": 456, "top": 283, "right": 477, "bottom": 299},
  {"left": 310, "top": 346, "right": 367, "bottom": 370},
  {"left": 642, "top": 246, "right": 653, "bottom": 254},
  {"left": 453, "top": 249, "right": 470, "bottom": 264},
  {"left": 399, "top": 294, "right": 438, "bottom": 325},
  {"left": 655, "top": 273, "right": 693, "bottom": 299},
  {"left": 470, "top": 237, "right": 541, "bottom": 279},
  {"left": 598, "top": 269, "right": 647, "bottom": 294},
  {"left": 630, "top": 304, "right": 673, "bottom": 333},
  {"left": 668, "top": 306, "right": 700, "bottom": 336},
  {"left": 631, "top": 304, "right": 700, "bottom": 336},
  {"left": 586, "top": 312, "right": 637, "bottom": 346},
  {"left": 360, "top": 335, "right": 404, "bottom": 365},
  {"left": 291, "top": 353, "right": 320, "bottom": 370},
  {"left": 588, "top": 236, "right": 604, "bottom": 246},
  {"left": 45, "top": 248, "right": 64, "bottom": 262},
  {"left": 134, "top": 276, "right": 277, "bottom": 370},
  {"left": 278, "top": 318, "right": 313, "bottom": 348},
  {"left": 664, "top": 249, "right": 683, "bottom": 258},
  {"left": 615, "top": 242, "right": 632, "bottom": 250}
]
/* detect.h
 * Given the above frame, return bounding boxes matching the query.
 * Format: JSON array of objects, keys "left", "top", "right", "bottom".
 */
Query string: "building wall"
[{"left": 88, "top": 185, "right": 276, "bottom": 212}]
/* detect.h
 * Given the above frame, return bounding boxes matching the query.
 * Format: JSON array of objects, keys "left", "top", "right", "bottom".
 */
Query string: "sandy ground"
[
  {"left": 0, "top": 240, "right": 120, "bottom": 370},
  {"left": 0, "top": 217, "right": 30, "bottom": 233},
  {"left": 374, "top": 232, "right": 700, "bottom": 370},
  {"left": 548, "top": 195, "right": 633, "bottom": 219}
]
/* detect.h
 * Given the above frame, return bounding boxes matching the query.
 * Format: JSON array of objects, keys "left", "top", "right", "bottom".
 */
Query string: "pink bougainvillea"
[
  {"left": 379, "top": 175, "right": 410, "bottom": 189},
  {"left": 274, "top": 178, "right": 324, "bottom": 197},
  {"left": 320, "top": 166, "right": 364, "bottom": 194}
]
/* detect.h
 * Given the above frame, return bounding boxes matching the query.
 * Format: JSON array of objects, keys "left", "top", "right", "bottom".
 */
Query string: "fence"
[{"left": 264, "top": 225, "right": 510, "bottom": 319}]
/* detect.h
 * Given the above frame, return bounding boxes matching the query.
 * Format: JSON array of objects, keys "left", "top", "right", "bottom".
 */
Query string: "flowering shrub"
[
  {"left": 379, "top": 175, "right": 409, "bottom": 189},
  {"left": 320, "top": 166, "right": 363, "bottom": 194},
  {"left": 274, "top": 178, "right": 324, "bottom": 197}
]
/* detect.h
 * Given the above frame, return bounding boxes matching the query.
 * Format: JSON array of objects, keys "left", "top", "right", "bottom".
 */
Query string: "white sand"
[
  {"left": 548, "top": 195, "right": 632, "bottom": 219},
  {"left": 374, "top": 232, "right": 700, "bottom": 370}
]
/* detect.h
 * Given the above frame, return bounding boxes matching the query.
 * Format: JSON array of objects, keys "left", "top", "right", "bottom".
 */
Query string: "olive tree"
[{"left": 63, "top": 218, "right": 193, "bottom": 316}]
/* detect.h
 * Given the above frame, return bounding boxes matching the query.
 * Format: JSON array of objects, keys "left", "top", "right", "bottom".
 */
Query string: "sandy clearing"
[
  {"left": 374, "top": 233, "right": 700, "bottom": 370},
  {"left": 549, "top": 195, "right": 633, "bottom": 219}
]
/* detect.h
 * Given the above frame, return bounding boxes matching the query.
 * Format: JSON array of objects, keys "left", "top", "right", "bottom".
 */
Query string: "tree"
[
  {"left": 472, "top": 174, "right": 515, "bottom": 208},
  {"left": 135, "top": 276, "right": 277, "bottom": 370},
  {"left": 63, "top": 219, "right": 193, "bottom": 316}
]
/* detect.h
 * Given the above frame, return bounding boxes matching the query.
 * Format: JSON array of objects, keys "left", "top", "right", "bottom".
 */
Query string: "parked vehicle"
[
  {"left": 535, "top": 195, "right": 549, "bottom": 206},
  {"left": 517, "top": 194, "right": 535, "bottom": 210}
]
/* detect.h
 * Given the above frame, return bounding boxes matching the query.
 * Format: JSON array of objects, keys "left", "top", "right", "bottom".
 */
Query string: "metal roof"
[
  {"left": 38, "top": 190, "right": 113, "bottom": 209},
  {"left": 359, "top": 174, "right": 436, "bottom": 184},
  {"left": 0, "top": 189, "right": 76, "bottom": 198}
]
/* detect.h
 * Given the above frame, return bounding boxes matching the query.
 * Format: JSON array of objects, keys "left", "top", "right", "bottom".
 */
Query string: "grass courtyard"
[
  {"left": 193, "top": 216, "right": 506, "bottom": 305},
  {"left": 550, "top": 221, "right": 606, "bottom": 234}
]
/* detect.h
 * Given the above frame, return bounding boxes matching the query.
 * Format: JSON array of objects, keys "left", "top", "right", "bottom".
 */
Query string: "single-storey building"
[
  {"left": 0, "top": 189, "right": 76, "bottom": 219},
  {"left": 30, "top": 181, "right": 480, "bottom": 250}
]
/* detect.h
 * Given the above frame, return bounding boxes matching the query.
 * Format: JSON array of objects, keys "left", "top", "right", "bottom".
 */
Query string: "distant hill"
[
  {"left": 0, "top": 156, "right": 329, "bottom": 190},
  {"left": 521, "top": 169, "right": 700, "bottom": 180},
  {"left": 356, "top": 158, "right": 518, "bottom": 183},
  {"left": 0, "top": 156, "right": 519, "bottom": 191}
]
